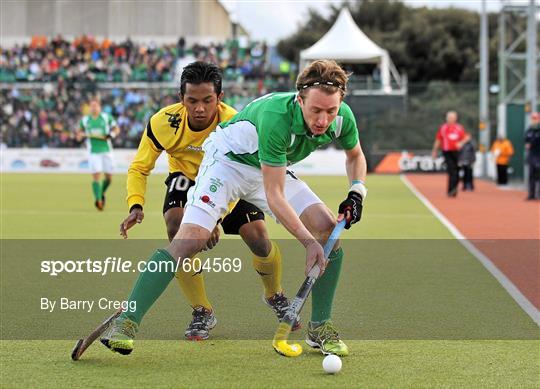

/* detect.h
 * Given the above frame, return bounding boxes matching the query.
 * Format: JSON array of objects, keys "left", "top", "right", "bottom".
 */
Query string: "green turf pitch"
[{"left": 1, "top": 174, "right": 538, "bottom": 388}]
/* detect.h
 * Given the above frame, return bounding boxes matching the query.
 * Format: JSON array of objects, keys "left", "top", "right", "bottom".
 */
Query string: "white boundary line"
[{"left": 401, "top": 174, "right": 540, "bottom": 326}]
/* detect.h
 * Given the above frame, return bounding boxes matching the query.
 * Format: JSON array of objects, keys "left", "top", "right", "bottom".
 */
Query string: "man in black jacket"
[
  {"left": 459, "top": 138, "right": 476, "bottom": 191},
  {"left": 525, "top": 112, "right": 540, "bottom": 200}
]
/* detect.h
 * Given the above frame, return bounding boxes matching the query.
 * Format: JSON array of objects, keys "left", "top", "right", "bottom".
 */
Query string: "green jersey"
[
  {"left": 214, "top": 92, "right": 359, "bottom": 168},
  {"left": 79, "top": 113, "right": 117, "bottom": 153}
]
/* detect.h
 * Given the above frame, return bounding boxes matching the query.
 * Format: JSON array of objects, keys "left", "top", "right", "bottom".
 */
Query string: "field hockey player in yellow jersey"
[{"left": 114, "top": 62, "right": 298, "bottom": 344}]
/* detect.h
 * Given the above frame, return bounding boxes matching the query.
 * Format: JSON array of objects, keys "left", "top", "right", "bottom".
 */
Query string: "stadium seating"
[{"left": 0, "top": 35, "right": 295, "bottom": 148}]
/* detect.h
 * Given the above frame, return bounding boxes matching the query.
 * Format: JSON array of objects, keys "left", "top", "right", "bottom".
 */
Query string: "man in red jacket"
[{"left": 431, "top": 111, "right": 471, "bottom": 197}]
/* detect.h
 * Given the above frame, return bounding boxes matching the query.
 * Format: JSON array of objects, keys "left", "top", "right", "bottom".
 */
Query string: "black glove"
[{"left": 338, "top": 191, "right": 363, "bottom": 229}]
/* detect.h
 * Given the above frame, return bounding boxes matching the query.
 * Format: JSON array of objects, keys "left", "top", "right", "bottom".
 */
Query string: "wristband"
[
  {"left": 350, "top": 182, "right": 367, "bottom": 200},
  {"left": 129, "top": 204, "right": 143, "bottom": 213}
]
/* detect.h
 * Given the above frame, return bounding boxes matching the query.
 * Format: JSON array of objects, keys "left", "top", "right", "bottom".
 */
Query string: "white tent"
[{"left": 300, "top": 8, "right": 403, "bottom": 94}]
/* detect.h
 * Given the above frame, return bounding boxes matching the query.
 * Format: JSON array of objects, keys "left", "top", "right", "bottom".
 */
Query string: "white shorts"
[
  {"left": 89, "top": 152, "right": 115, "bottom": 174},
  {"left": 183, "top": 145, "right": 322, "bottom": 232}
]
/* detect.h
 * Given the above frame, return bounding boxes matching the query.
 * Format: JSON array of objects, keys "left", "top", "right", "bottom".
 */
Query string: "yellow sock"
[
  {"left": 175, "top": 259, "right": 212, "bottom": 310},
  {"left": 252, "top": 241, "right": 282, "bottom": 299}
]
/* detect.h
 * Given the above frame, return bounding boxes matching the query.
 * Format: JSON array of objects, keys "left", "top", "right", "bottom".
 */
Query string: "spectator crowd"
[{"left": 1, "top": 35, "right": 295, "bottom": 148}]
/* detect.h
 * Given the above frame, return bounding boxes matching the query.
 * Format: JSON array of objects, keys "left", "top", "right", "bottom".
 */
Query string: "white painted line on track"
[{"left": 401, "top": 174, "right": 540, "bottom": 326}]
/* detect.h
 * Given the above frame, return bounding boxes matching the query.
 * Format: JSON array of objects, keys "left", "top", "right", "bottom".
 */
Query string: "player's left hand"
[{"left": 338, "top": 191, "right": 363, "bottom": 229}]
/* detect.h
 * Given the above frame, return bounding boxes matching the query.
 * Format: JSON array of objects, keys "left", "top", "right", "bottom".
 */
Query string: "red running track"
[{"left": 406, "top": 174, "right": 540, "bottom": 310}]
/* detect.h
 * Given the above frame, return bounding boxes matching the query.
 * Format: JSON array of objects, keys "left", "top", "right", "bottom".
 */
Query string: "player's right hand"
[
  {"left": 305, "top": 240, "right": 325, "bottom": 277},
  {"left": 120, "top": 207, "right": 144, "bottom": 239},
  {"left": 203, "top": 225, "right": 221, "bottom": 251}
]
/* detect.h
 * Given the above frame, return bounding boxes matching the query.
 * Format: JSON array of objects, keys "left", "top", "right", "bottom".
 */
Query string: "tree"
[{"left": 277, "top": 0, "right": 499, "bottom": 83}]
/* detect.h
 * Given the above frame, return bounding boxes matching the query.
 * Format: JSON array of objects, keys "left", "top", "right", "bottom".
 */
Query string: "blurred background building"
[{"left": 1, "top": 0, "right": 244, "bottom": 46}]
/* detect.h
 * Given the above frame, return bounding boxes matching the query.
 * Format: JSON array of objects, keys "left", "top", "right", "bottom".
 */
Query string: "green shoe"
[
  {"left": 305, "top": 320, "right": 349, "bottom": 356},
  {"left": 100, "top": 316, "right": 138, "bottom": 355}
]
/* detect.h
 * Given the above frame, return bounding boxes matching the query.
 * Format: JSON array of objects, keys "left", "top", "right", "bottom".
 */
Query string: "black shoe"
[
  {"left": 94, "top": 199, "right": 104, "bottom": 210},
  {"left": 264, "top": 292, "right": 301, "bottom": 331},
  {"left": 448, "top": 188, "right": 458, "bottom": 197},
  {"left": 184, "top": 306, "right": 217, "bottom": 341}
]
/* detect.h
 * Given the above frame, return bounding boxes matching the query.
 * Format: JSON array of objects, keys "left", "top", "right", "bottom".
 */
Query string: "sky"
[{"left": 220, "top": 0, "right": 532, "bottom": 43}]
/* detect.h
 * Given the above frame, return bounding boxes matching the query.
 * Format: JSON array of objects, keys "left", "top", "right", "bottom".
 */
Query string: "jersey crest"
[{"left": 165, "top": 112, "right": 182, "bottom": 134}]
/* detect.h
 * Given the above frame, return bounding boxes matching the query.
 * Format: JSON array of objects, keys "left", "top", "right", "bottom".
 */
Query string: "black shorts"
[
  {"left": 163, "top": 172, "right": 264, "bottom": 235},
  {"left": 221, "top": 199, "right": 265, "bottom": 235},
  {"left": 163, "top": 172, "right": 195, "bottom": 213}
]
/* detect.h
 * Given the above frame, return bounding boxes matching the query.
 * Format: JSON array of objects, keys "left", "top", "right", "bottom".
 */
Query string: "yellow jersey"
[{"left": 126, "top": 101, "right": 237, "bottom": 210}]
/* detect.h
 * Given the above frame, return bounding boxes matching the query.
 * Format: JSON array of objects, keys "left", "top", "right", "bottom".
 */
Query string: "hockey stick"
[
  {"left": 71, "top": 308, "right": 123, "bottom": 361},
  {"left": 272, "top": 219, "right": 347, "bottom": 357}
]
